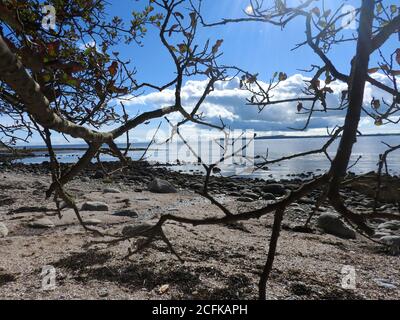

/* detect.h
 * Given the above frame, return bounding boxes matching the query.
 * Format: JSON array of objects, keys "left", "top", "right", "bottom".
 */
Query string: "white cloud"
[{"left": 123, "top": 73, "right": 398, "bottom": 136}]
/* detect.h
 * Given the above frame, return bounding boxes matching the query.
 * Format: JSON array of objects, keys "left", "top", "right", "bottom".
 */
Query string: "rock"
[
  {"left": 262, "top": 184, "right": 286, "bottom": 196},
  {"left": 262, "top": 193, "right": 276, "bottom": 201},
  {"left": 317, "top": 213, "right": 356, "bottom": 239},
  {"left": 0, "top": 197, "right": 15, "bottom": 206},
  {"left": 378, "top": 221, "right": 400, "bottom": 231},
  {"left": 243, "top": 192, "right": 260, "bottom": 200},
  {"left": 298, "top": 197, "right": 315, "bottom": 205},
  {"left": 0, "top": 223, "right": 9, "bottom": 238},
  {"left": 84, "top": 219, "right": 103, "bottom": 226},
  {"left": 380, "top": 236, "right": 400, "bottom": 247},
  {"left": 103, "top": 188, "right": 121, "bottom": 194},
  {"left": 29, "top": 218, "right": 55, "bottom": 229},
  {"left": 148, "top": 178, "right": 177, "bottom": 194},
  {"left": 80, "top": 177, "right": 90, "bottom": 183},
  {"left": 212, "top": 167, "right": 222, "bottom": 174},
  {"left": 159, "top": 284, "right": 170, "bottom": 295},
  {"left": 98, "top": 289, "right": 109, "bottom": 298},
  {"left": 93, "top": 170, "right": 105, "bottom": 179},
  {"left": 237, "top": 197, "right": 254, "bottom": 203},
  {"left": 373, "top": 279, "right": 398, "bottom": 290},
  {"left": 81, "top": 201, "right": 109, "bottom": 212},
  {"left": 293, "top": 207, "right": 306, "bottom": 214},
  {"left": 373, "top": 232, "right": 392, "bottom": 239},
  {"left": 122, "top": 223, "right": 153, "bottom": 237},
  {"left": 190, "top": 183, "right": 204, "bottom": 191},
  {"left": 228, "top": 192, "right": 241, "bottom": 197},
  {"left": 290, "top": 281, "right": 313, "bottom": 296},
  {"left": 113, "top": 210, "right": 139, "bottom": 218},
  {"left": 291, "top": 225, "right": 314, "bottom": 234}
]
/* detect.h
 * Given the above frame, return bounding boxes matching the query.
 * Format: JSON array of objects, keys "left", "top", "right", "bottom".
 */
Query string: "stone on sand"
[
  {"left": 84, "top": 218, "right": 103, "bottom": 226},
  {"left": 122, "top": 223, "right": 153, "bottom": 237},
  {"left": 237, "top": 197, "right": 255, "bottom": 203},
  {"left": 29, "top": 218, "right": 55, "bottom": 229},
  {"left": 81, "top": 201, "right": 109, "bottom": 212},
  {"left": 262, "top": 184, "right": 286, "bottom": 196},
  {"left": 317, "top": 213, "right": 356, "bottom": 239},
  {"left": 0, "top": 223, "right": 9, "bottom": 238},
  {"left": 242, "top": 192, "right": 260, "bottom": 200},
  {"left": 103, "top": 188, "right": 121, "bottom": 194},
  {"left": 148, "top": 178, "right": 177, "bottom": 194},
  {"left": 262, "top": 193, "right": 276, "bottom": 201},
  {"left": 378, "top": 221, "right": 400, "bottom": 231},
  {"left": 113, "top": 209, "right": 139, "bottom": 218},
  {"left": 373, "top": 278, "right": 398, "bottom": 290},
  {"left": 380, "top": 235, "right": 400, "bottom": 247}
]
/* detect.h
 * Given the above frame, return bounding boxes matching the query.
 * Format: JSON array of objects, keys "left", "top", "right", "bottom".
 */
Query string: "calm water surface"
[{"left": 15, "top": 136, "right": 400, "bottom": 180}]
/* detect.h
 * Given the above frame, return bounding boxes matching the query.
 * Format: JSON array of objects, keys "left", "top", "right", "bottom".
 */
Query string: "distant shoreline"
[
  {"left": 10, "top": 132, "right": 400, "bottom": 150},
  {"left": 256, "top": 133, "right": 400, "bottom": 140}
]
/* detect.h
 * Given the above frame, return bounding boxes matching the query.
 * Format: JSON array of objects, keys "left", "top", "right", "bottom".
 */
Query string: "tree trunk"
[{"left": 329, "top": 0, "right": 375, "bottom": 187}]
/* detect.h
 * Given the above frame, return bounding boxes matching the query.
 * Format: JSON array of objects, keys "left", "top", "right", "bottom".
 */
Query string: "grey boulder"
[
  {"left": 380, "top": 235, "right": 400, "bottom": 247},
  {"left": 148, "top": 178, "right": 177, "bottom": 194},
  {"left": 262, "top": 184, "right": 286, "bottom": 196},
  {"left": 81, "top": 201, "right": 109, "bottom": 211},
  {"left": 262, "top": 193, "right": 276, "bottom": 201},
  {"left": 29, "top": 218, "right": 55, "bottom": 229},
  {"left": 317, "top": 213, "right": 356, "bottom": 239},
  {"left": 378, "top": 221, "right": 400, "bottom": 231}
]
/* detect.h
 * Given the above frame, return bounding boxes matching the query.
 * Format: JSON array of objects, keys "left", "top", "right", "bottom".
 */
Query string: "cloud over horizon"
[{"left": 122, "top": 73, "right": 400, "bottom": 139}]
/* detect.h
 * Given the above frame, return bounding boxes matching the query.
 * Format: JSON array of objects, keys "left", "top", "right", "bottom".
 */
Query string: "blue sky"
[
  {"left": 2, "top": 0, "right": 400, "bottom": 145},
  {"left": 103, "top": 0, "right": 400, "bottom": 144}
]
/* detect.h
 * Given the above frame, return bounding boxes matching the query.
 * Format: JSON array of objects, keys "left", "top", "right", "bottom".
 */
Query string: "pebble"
[
  {"left": 98, "top": 289, "right": 109, "bottom": 298},
  {"left": 113, "top": 210, "right": 139, "bottom": 218},
  {"left": 83, "top": 219, "right": 103, "bottom": 226},
  {"left": 237, "top": 197, "right": 255, "bottom": 203},
  {"left": 0, "top": 223, "right": 9, "bottom": 238},
  {"left": 103, "top": 188, "right": 121, "bottom": 194},
  {"left": 373, "top": 279, "right": 398, "bottom": 290}
]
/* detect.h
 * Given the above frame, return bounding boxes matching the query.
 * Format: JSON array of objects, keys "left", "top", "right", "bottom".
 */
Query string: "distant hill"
[{"left": 255, "top": 133, "right": 400, "bottom": 140}]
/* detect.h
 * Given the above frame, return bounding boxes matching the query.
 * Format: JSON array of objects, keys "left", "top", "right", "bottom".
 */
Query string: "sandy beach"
[{"left": 0, "top": 162, "right": 399, "bottom": 300}]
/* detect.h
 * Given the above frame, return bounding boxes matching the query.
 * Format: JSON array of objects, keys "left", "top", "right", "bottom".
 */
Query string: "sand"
[{"left": 0, "top": 165, "right": 399, "bottom": 300}]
